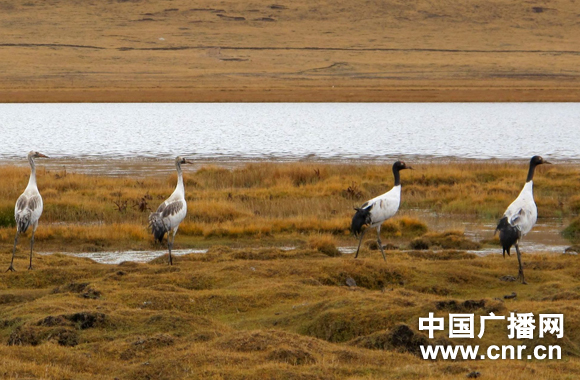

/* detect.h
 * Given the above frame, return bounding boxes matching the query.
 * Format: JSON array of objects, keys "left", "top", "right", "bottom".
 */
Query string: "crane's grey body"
[
  {"left": 149, "top": 156, "right": 191, "bottom": 265},
  {"left": 7, "top": 151, "right": 49, "bottom": 271}
]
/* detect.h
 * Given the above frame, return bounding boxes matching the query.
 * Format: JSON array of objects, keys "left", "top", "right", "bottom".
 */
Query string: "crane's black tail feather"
[
  {"left": 149, "top": 212, "right": 168, "bottom": 243},
  {"left": 351, "top": 206, "right": 372, "bottom": 237},
  {"left": 495, "top": 216, "right": 520, "bottom": 258}
]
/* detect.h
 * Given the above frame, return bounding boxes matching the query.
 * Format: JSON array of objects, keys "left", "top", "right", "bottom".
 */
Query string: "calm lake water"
[{"left": 1, "top": 103, "right": 579, "bottom": 175}]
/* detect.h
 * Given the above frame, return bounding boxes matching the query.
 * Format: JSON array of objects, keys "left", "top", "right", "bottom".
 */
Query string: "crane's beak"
[
  {"left": 406, "top": 166, "right": 414, "bottom": 170},
  {"left": 184, "top": 159, "right": 194, "bottom": 164},
  {"left": 543, "top": 160, "right": 552, "bottom": 165},
  {"left": 37, "top": 153, "right": 49, "bottom": 158}
]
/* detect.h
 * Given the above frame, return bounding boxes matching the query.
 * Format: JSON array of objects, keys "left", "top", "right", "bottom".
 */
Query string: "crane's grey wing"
[
  {"left": 155, "top": 202, "right": 167, "bottom": 214},
  {"left": 27, "top": 195, "right": 41, "bottom": 212},
  {"left": 15, "top": 194, "right": 28, "bottom": 213},
  {"left": 161, "top": 200, "right": 184, "bottom": 218},
  {"left": 149, "top": 200, "right": 170, "bottom": 243},
  {"left": 15, "top": 194, "right": 34, "bottom": 233}
]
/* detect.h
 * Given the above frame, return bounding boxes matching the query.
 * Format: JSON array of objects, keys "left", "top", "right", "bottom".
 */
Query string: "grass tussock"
[
  {"left": 562, "top": 217, "right": 580, "bottom": 244},
  {"left": 409, "top": 230, "right": 481, "bottom": 250},
  {"left": 2, "top": 249, "right": 580, "bottom": 377},
  {"left": 308, "top": 234, "right": 341, "bottom": 257},
  {"left": 349, "top": 323, "right": 453, "bottom": 357}
]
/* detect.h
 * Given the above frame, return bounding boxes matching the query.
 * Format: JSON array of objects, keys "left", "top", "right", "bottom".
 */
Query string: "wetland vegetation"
[{"left": 1, "top": 161, "right": 580, "bottom": 379}]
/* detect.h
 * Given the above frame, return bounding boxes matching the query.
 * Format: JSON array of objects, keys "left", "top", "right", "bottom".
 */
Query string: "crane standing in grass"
[
  {"left": 149, "top": 156, "right": 192, "bottom": 265},
  {"left": 495, "top": 155, "right": 551, "bottom": 284},
  {"left": 351, "top": 161, "right": 413, "bottom": 261},
  {"left": 6, "top": 151, "right": 49, "bottom": 272}
]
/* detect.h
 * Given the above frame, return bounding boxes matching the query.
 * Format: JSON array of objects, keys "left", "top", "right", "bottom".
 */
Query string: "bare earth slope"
[{"left": 1, "top": 0, "right": 579, "bottom": 102}]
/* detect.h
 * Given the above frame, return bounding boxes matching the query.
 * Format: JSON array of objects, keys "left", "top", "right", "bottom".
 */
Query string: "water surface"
[{"left": 1, "top": 103, "right": 579, "bottom": 175}]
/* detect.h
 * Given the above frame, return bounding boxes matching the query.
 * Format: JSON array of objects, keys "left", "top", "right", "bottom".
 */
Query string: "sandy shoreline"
[
  {"left": 2, "top": 157, "right": 580, "bottom": 177},
  {"left": 3, "top": 87, "right": 580, "bottom": 103}
]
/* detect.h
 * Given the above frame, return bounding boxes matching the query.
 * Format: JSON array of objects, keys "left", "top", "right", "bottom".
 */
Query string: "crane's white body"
[
  {"left": 362, "top": 185, "right": 401, "bottom": 228},
  {"left": 496, "top": 155, "right": 550, "bottom": 285},
  {"left": 502, "top": 181, "right": 537, "bottom": 237},
  {"left": 352, "top": 161, "right": 411, "bottom": 261}
]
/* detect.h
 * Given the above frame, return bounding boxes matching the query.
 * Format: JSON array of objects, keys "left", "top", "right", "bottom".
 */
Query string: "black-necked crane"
[
  {"left": 351, "top": 161, "right": 412, "bottom": 261},
  {"left": 149, "top": 156, "right": 192, "bottom": 265},
  {"left": 6, "top": 151, "right": 49, "bottom": 272},
  {"left": 495, "top": 155, "right": 551, "bottom": 284}
]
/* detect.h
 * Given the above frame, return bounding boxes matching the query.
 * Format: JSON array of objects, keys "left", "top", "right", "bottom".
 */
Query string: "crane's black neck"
[
  {"left": 393, "top": 166, "right": 401, "bottom": 186},
  {"left": 526, "top": 161, "right": 539, "bottom": 183}
]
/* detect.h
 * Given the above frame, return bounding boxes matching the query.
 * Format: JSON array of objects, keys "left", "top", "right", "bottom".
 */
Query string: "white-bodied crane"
[
  {"left": 149, "top": 156, "right": 192, "bottom": 265},
  {"left": 351, "top": 161, "right": 412, "bottom": 261},
  {"left": 495, "top": 155, "right": 551, "bottom": 284},
  {"left": 7, "top": 151, "right": 49, "bottom": 272}
]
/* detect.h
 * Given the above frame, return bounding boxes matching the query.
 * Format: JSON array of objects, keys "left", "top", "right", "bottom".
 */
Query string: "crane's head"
[
  {"left": 393, "top": 161, "right": 413, "bottom": 171},
  {"left": 530, "top": 156, "right": 551, "bottom": 166},
  {"left": 28, "top": 151, "right": 49, "bottom": 159},
  {"left": 175, "top": 156, "right": 193, "bottom": 165}
]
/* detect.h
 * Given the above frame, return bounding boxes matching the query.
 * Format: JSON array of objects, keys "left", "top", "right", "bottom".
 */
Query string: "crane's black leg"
[
  {"left": 28, "top": 226, "right": 36, "bottom": 270},
  {"left": 6, "top": 231, "right": 19, "bottom": 272},
  {"left": 377, "top": 226, "right": 386, "bottom": 262},
  {"left": 515, "top": 244, "right": 526, "bottom": 284},
  {"left": 168, "top": 232, "right": 174, "bottom": 265},
  {"left": 354, "top": 229, "right": 367, "bottom": 259}
]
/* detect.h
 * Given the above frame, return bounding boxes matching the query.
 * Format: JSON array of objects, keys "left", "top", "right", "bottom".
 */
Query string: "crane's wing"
[
  {"left": 367, "top": 196, "right": 399, "bottom": 224},
  {"left": 155, "top": 201, "right": 168, "bottom": 214},
  {"left": 27, "top": 195, "right": 41, "bottom": 212},
  {"left": 15, "top": 194, "right": 41, "bottom": 233},
  {"left": 503, "top": 200, "right": 537, "bottom": 236},
  {"left": 161, "top": 200, "right": 184, "bottom": 218}
]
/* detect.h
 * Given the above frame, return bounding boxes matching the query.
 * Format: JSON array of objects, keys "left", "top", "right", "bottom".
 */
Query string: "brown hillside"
[{"left": 1, "top": 0, "right": 579, "bottom": 102}]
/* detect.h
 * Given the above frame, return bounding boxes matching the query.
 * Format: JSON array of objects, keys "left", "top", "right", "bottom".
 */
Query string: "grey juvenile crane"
[
  {"left": 495, "top": 155, "right": 551, "bottom": 284},
  {"left": 7, "top": 151, "right": 49, "bottom": 272},
  {"left": 149, "top": 156, "right": 192, "bottom": 265}
]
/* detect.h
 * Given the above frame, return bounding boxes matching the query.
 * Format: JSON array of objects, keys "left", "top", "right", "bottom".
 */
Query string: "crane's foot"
[
  {"left": 516, "top": 271, "right": 527, "bottom": 285},
  {"left": 27, "top": 265, "right": 34, "bottom": 271},
  {"left": 6, "top": 265, "right": 16, "bottom": 272}
]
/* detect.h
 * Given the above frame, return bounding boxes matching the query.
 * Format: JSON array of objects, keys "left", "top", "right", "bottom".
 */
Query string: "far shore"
[
  {"left": 2, "top": 156, "right": 580, "bottom": 178},
  {"left": 2, "top": 87, "right": 580, "bottom": 103}
]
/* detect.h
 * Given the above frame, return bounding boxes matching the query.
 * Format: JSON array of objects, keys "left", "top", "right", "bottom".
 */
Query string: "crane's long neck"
[
  {"left": 175, "top": 161, "right": 184, "bottom": 194},
  {"left": 393, "top": 167, "right": 401, "bottom": 186},
  {"left": 26, "top": 155, "right": 37, "bottom": 190}
]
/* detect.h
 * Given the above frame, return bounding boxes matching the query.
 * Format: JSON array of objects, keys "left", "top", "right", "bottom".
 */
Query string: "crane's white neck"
[
  {"left": 26, "top": 154, "right": 37, "bottom": 190},
  {"left": 175, "top": 161, "right": 184, "bottom": 194}
]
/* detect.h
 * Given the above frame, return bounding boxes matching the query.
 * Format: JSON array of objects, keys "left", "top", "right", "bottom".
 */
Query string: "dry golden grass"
[
  {"left": 1, "top": 161, "right": 578, "bottom": 254},
  {"left": 2, "top": 161, "right": 580, "bottom": 378},
  {"left": 1, "top": 0, "right": 580, "bottom": 101},
  {"left": 2, "top": 248, "right": 580, "bottom": 379}
]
